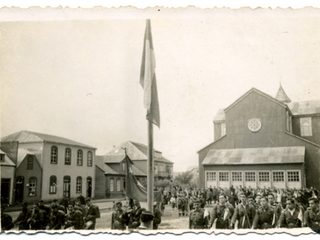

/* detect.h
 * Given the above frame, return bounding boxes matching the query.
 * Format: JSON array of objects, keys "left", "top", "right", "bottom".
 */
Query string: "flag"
[
  {"left": 124, "top": 154, "right": 161, "bottom": 202},
  {"left": 140, "top": 19, "right": 160, "bottom": 128}
]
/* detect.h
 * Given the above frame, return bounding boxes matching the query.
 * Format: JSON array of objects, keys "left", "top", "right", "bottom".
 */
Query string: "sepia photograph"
[{"left": 0, "top": 4, "right": 320, "bottom": 238}]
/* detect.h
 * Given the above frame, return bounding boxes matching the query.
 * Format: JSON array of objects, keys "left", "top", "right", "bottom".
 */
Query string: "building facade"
[
  {"left": 0, "top": 150, "right": 16, "bottom": 205},
  {"left": 198, "top": 87, "right": 320, "bottom": 190},
  {"left": 0, "top": 130, "right": 96, "bottom": 204}
]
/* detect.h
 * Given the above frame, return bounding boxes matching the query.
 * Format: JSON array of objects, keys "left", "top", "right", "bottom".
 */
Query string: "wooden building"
[
  {"left": 198, "top": 86, "right": 320, "bottom": 190},
  {"left": 95, "top": 154, "right": 146, "bottom": 199},
  {"left": 0, "top": 130, "right": 96, "bottom": 204},
  {"left": 0, "top": 150, "right": 16, "bottom": 205}
]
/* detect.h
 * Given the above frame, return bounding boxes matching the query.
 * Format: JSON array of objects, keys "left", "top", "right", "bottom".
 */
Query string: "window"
[
  {"left": 116, "top": 179, "right": 121, "bottom": 191},
  {"left": 221, "top": 122, "right": 226, "bottom": 136},
  {"left": 245, "top": 172, "right": 256, "bottom": 182},
  {"left": 219, "top": 172, "right": 229, "bottom": 182},
  {"left": 63, "top": 176, "right": 71, "bottom": 198},
  {"left": 232, "top": 172, "right": 242, "bottom": 181},
  {"left": 166, "top": 166, "right": 171, "bottom": 174},
  {"left": 286, "top": 111, "right": 290, "bottom": 132},
  {"left": 300, "top": 117, "right": 312, "bottom": 136},
  {"left": 0, "top": 154, "right": 4, "bottom": 162},
  {"left": 110, "top": 178, "right": 114, "bottom": 191},
  {"left": 51, "top": 146, "right": 58, "bottom": 164},
  {"left": 122, "top": 162, "right": 125, "bottom": 172},
  {"left": 273, "top": 172, "right": 284, "bottom": 182},
  {"left": 287, "top": 171, "right": 300, "bottom": 182},
  {"left": 50, "top": 176, "right": 57, "bottom": 194},
  {"left": 65, "top": 148, "right": 71, "bottom": 165},
  {"left": 259, "top": 172, "right": 270, "bottom": 182},
  {"left": 206, "top": 172, "right": 216, "bottom": 181},
  {"left": 27, "top": 157, "right": 33, "bottom": 170},
  {"left": 29, "top": 177, "right": 37, "bottom": 196},
  {"left": 154, "top": 165, "right": 158, "bottom": 174},
  {"left": 87, "top": 151, "right": 93, "bottom": 167},
  {"left": 77, "top": 150, "right": 83, "bottom": 166},
  {"left": 76, "top": 177, "right": 82, "bottom": 193}
]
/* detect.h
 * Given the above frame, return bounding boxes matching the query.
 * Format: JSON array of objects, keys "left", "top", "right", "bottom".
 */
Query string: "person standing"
[
  {"left": 128, "top": 199, "right": 144, "bottom": 229},
  {"left": 27, "top": 203, "right": 46, "bottom": 230},
  {"left": 84, "top": 198, "right": 100, "bottom": 230},
  {"left": 189, "top": 200, "right": 208, "bottom": 229},
  {"left": 230, "top": 193, "right": 256, "bottom": 229},
  {"left": 111, "top": 200, "right": 127, "bottom": 230},
  {"left": 153, "top": 202, "right": 162, "bottom": 230},
  {"left": 209, "top": 194, "right": 234, "bottom": 229}
]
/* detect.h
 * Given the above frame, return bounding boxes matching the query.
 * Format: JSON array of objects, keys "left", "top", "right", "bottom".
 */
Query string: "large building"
[
  {"left": 198, "top": 86, "right": 320, "bottom": 190},
  {"left": 103, "top": 141, "right": 174, "bottom": 184},
  {"left": 0, "top": 130, "right": 96, "bottom": 204}
]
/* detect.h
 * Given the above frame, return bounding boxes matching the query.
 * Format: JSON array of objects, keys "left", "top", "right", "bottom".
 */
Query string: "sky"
[{"left": 1, "top": 8, "right": 320, "bottom": 172}]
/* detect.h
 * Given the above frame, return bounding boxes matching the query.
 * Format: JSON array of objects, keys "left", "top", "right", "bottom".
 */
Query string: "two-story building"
[
  {"left": 198, "top": 86, "right": 320, "bottom": 190},
  {"left": 0, "top": 130, "right": 96, "bottom": 204}
]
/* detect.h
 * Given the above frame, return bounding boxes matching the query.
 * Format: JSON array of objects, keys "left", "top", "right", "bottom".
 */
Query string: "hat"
[{"left": 140, "top": 210, "right": 154, "bottom": 223}]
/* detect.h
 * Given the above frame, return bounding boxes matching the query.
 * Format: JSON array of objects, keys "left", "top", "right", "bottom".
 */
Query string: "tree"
[{"left": 174, "top": 172, "right": 193, "bottom": 186}]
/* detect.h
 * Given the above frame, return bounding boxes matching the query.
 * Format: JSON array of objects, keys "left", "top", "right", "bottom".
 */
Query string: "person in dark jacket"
[
  {"left": 49, "top": 205, "right": 65, "bottom": 230},
  {"left": 1, "top": 205, "right": 14, "bottom": 231},
  {"left": 209, "top": 194, "right": 234, "bottom": 229},
  {"left": 14, "top": 202, "right": 31, "bottom": 230},
  {"left": 278, "top": 198, "right": 303, "bottom": 228},
  {"left": 128, "top": 199, "right": 145, "bottom": 229},
  {"left": 111, "top": 201, "right": 128, "bottom": 230},
  {"left": 84, "top": 198, "right": 100, "bottom": 230},
  {"left": 230, "top": 193, "right": 256, "bottom": 229},
  {"left": 28, "top": 203, "right": 46, "bottom": 230},
  {"left": 303, "top": 197, "right": 320, "bottom": 233},
  {"left": 252, "top": 196, "right": 277, "bottom": 229},
  {"left": 65, "top": 202, "right": 84, "bottom": 230},
  {"left": 153, "top": 202, "right": 162, "bottom": 230}
]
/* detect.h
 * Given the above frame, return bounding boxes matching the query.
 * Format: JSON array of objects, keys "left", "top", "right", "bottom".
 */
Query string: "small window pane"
[
  {"left": 51, "top": 146, "right": 58, "bottom": 164},
  {"left": 287, "top": 171, "right": 299, "bottom": 182},
  {"left": 300, "top": 117, "right": 312, "bottom": 136},
  {"left": 110, "top": 179, "right": 114, "bottom": 191},
  {"left": 27, "top": 157, "right": 33, "bottom": 170},
  {"left": 65, "top": 148, "right": 71, "bottom": 165},
  {"left": 232, "top": 172, "right": 242, "bottom": 181},
  {"left": 273, "top": 172, "right": 284, "bottom": 182},
  {"left": 77, "top": 150, "right": 83, "bottom": 166},
  {"left": 116, "top": 179, "right": 121, "bottom": 191},
  {"left": 259, "top": 172, "right": 270, "bottom": 182},
  {"left": 29, "top": 178, "right": 37, "bottom": 196},
  {"left": 219, "top": 172, "right": 229, "bottom": 182},
  {"left": 76, "top": 177, "right": 82, "bottom": 193},
  {"left": 87, "top": 151, "right": 92, "bottom": 167},
  {"left": 206, "top": 172, "right": 216, "bottom": 181},
  {"left": 50, "top": 176, "right": 57, "bottom": 194},
  {"left": 245, "top": 172, "right": 255, "bottom": 182}
]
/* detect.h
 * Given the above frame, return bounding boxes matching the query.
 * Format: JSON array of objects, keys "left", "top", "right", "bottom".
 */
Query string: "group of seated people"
[{"left": 1, "top": 196, "right": 100, "bottom": 231}]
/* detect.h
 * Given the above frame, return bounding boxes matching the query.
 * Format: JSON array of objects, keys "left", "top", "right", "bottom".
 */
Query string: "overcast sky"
[{"left": 1, "top": 8, "right": 320, "bottom": 172}]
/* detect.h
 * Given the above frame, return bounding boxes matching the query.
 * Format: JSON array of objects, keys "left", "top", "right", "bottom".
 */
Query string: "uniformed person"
[
  {"left": 128, "top": 199, "right": 144, "bottom": 229},
  {"left": 189, "top": 199, "right": 208, "bottom": 229},
  {"left": 278, "top": 198, "right": 303, "bottom": 228},
  {"left": 65, "top": 202, "right": 84, "bottom": 230},
  {"left": 111, "top": 200, "right": 128, "bottom": 230},
  {"left": 13, "top": 202, "right": 31, "bottom": 230},
  {"left": 84, "top": 198, "right": 100, "bottom": 230},
  {"left": 27, "top": 203, "right": 46, "bottom": 230},
  {"left": 230, "top": 193, "right": 256, "bottom": 229},
  {"left": 48, "top": 205, "right": 65, "bottom": 230},
  {"left": 177, "top": 194, "right": 186, "bottom": 217},
  {"left": 252, "top": 196, "right": 277, "bottom": 229},
  {"left": 209, "top": 194, "right": 234, "bottom": 229},
  {"left": 303, "top": 197, "right": 320, "bottom": 233}
]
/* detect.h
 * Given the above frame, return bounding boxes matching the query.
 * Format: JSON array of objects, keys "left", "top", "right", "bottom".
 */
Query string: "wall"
[
  {"left": 1, "top": 166, "right": 15, "bottom": 205},
  {"left": 0, "top": 141, "right": 19, "bottom": 165},
  {"left": 40, "top": 143, "right": 95, "bottom": 200},
  {"left": 292, "top": 115, "right": 320, "bottom": 146},
  {"left": 95, "top": 166, "right": 107, "bottom": 199},
  {"left": 106, "top": 175, "right": 124, "bottom": 198},
  {"left": 15, "top": 155, "right": 42, "bottom": 204}
]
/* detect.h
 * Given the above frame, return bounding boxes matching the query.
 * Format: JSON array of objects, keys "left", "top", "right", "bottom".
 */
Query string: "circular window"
[{"left": 248, "top": 118, "right": 262, "bottom": 132}]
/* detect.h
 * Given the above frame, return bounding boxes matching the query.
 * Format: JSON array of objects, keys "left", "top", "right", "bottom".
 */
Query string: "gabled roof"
[
  {"left": 275, "top": 84, "right": 291, "bottom": 103},
  {"left": 95, "top": 156, "right": 120, "bottom": 174},
  {"left": 202, "top": 146, "right": 305, "bottom": 165},
  {"left": 1, "top": 130, "right": 96, "bottom": 149},
  {"left": 16, "top": 148, "right": 41, "bottom": 168},
  {"left": 225, "top": 88, "right": 288, "bottom": 113},
  {"left": 287, "top": 100, "right": 320, "bottom": 116},
  {"left": 107, "top": 141, "right": 173, "bottom": 164},
  {"left": 0, "top": 150, "right": 15, "bottom": 167}
]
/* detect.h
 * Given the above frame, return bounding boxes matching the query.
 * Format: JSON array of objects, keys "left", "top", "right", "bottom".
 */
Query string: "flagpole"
[{"left": 147, "top": 120, "right": 154, "bottom": 214}]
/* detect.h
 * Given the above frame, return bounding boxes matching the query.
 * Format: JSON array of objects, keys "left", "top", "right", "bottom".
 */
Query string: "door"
[
  {"left": 15, "top": 176, "right": 24, "bottom": 204},
  {"left": 87, "top": 177, "right": 92, "bottom": 198},
  {"left": 1, "top": 179, "right": 11, "bottom": 204},
  {"left": 63, "top": 176, "right": 71, "bottom": 198}
]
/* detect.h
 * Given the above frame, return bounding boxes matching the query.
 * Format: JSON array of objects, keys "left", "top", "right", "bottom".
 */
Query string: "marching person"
[
  {"left": 303, "top": 197, "right": 320, "bottom": 233},
  {"left": 252, "top": 196, "right": 277, "bottom": 229},
  {"left": 209, "top": 194, "right": 234, "bottom": 229},
  {"left": 278, "top": 198, "right": 303, "bottom": 228},
  {"left": 177, "top": 193, "right": 186, "bottom": 217},
  {"left": 84, "top": 198, "right": 100, "bottom": 230},
  {"left": 230, "top": 193, "right": 256, "bottom": 229},
  {"left": 111, "top": 200, "right": 128, "bottom": 230},
  {"left": 189, "top": 199, "right": 208, "bottom": 229}
]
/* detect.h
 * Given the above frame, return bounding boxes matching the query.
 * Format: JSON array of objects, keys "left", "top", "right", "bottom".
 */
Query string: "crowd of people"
[
  {"left": 1, "top": 195, "right": 100, "bottom": 231},
  {"left": 1, "top": 185, "right": 320, "bottom": 233},
  {"left": 157, "top": 185, "right": 320, "bottom": 232}
]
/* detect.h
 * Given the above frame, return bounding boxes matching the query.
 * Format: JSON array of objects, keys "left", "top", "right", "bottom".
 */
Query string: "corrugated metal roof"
[
  {"left": 1, "top": 130, "right": 95, "bottom": 149},
  {"left": 0, "top": 150, "right": 16, "bottom": 167},
  {"left": 202, "top": 146, "right": 305, "bottom": 165},
  {"left": 287, "top": 100, "right": 320, "bottom": 115}
]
